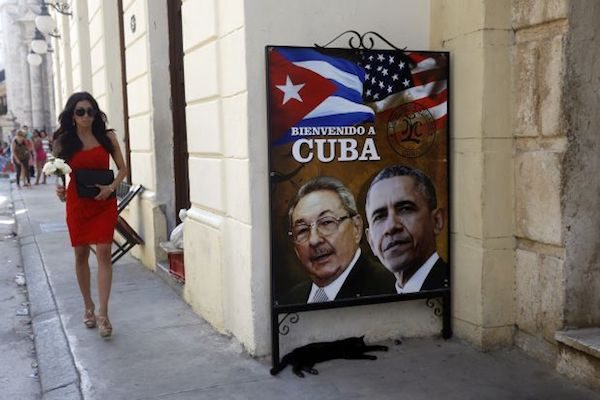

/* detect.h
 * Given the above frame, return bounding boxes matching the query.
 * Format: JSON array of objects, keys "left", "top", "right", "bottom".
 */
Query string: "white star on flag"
[{"left": 276, "top": 75, "right": 305, "bottom": 105}]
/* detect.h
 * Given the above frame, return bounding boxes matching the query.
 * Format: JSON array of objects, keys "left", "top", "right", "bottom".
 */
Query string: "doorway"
[{"left": 167, "top": 0, "right": 190, "bottom": 222}]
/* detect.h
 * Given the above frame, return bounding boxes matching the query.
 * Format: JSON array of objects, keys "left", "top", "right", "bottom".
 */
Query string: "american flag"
[{"left": 358, "top": 50, "right": 448, "bottom": 130}]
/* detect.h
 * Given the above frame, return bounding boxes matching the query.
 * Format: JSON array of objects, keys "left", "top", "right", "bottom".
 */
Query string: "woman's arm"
[{"left": 94, "top": 131, "right": 128, "bottom": 200}]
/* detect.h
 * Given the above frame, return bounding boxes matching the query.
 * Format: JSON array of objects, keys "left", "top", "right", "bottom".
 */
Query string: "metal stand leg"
[
  {"left": 271, "top": 310, "right": 280, "bottom": 370},
  {"left": 271, "top": 311, "right": 301, "bottom": 370},
  {"left": 442, "top": 292, "right": 452, "bottom": 339}
]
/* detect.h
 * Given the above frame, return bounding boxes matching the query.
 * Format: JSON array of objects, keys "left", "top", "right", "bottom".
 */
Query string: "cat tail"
[{"left": 270, "top": 355, "right": 289, "bottom": 375}]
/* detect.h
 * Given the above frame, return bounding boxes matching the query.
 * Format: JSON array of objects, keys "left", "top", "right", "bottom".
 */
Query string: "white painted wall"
[
  {"left": 123, "top": 0, "right": 154, "bottom": 192},
  {"left": 181, "top": 0, "right": 433, "bottom": 356},
  {"left": 243, "top": 0, "right": 433, "bottom": 357},
  {"left": 119, "top": 0, "right": 170, "bottom": 267}
]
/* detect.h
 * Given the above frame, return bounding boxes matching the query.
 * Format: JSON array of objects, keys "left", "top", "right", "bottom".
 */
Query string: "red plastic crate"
[{"left": 168, "top": 251, "right": 185, "bottom": 282}]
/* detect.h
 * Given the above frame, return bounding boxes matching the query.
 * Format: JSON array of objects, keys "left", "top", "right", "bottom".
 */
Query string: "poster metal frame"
[{"left": 266, "top": 32, "right": 452, "bottom": 369}]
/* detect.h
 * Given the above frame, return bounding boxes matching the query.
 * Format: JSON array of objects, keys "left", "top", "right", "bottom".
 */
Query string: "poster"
[{"left": 267, "top": 45, "right": 450, "bottom": 308}]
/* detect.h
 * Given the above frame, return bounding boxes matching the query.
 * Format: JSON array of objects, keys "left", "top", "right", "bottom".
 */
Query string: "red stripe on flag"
[
  {"left": 412, "top": 68, "right": 446, "bottom": 88},
  {"left": 414, "top": 88, "right": 447, "bottom": 110},
  {"left": 435, "top": 114, "right": 448, "bottom": 131},
  {"left": 407, "top": 52, "right": 447, "bottom": 66}
]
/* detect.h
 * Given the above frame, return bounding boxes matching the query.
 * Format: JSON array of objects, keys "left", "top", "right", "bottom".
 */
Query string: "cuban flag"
[{"left": 268, "top": 47, "right": 375, "bottom": 144}]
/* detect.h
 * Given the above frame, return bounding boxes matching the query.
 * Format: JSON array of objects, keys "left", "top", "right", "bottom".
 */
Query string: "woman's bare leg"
[
  {"left": 95, "top": 243, "right": 112, "bottom": 318},
  {"left": 35, "top": 162, "right": 43, "bottom": 184},
  {"left": 74, "top": 246, "right": 94, "bottom": 310}
]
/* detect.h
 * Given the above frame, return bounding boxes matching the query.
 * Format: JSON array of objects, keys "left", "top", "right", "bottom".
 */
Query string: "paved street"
[{"left": 2, "top": 175, "right": 600, "bottom": 400}]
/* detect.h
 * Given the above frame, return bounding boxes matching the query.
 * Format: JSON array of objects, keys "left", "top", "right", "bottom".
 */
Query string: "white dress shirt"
[
  {"left": 396, "top": 252, "right": 439, "bottom": 294},
  {"left": 308, "top": 248, "right": 361, "bottom": 303}
]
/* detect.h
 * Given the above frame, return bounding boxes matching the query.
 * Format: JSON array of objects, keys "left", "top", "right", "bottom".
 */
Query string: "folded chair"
[
  {"left": 112, "top": 183, "right": 144, "bottom": 263},
  {"left": 90, "top": 182, "right": 144, "bottom": 263}
]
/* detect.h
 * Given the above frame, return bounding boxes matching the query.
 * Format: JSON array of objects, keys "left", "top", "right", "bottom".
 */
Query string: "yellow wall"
[{"left": 430, "top": 0, "right": 515, "bottom": 349}]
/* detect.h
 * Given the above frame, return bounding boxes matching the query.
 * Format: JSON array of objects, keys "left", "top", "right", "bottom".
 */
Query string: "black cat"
[{"left": 270, "top": 336, "right": 388, "bottom": 377}]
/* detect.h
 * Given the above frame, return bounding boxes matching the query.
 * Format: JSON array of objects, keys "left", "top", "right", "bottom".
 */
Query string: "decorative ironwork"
[
  {"left": 426, "top": 298, "right": 443, "bottom": 317},
  {"left": 315, "top": 30, "right": 403, "bottom": 50},
  {"left": 44, "top": 2, "right": 72, "bottom": 16},
  {"left": 278, "top": 313, "right": 299, "bottom": 335}
]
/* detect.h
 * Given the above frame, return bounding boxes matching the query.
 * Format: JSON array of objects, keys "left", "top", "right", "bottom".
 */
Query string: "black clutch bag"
[{"left": 74, "top": 169, "right": 116, "bottom": 198}]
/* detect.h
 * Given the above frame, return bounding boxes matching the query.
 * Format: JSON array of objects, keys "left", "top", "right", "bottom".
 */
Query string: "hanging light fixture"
[
  {"left": 31, "top": 28, "right": 48, "bottom": 54},
  {"left": 34, "top": 3, "right": 57, "bottom": 35},
  {"left": 27, "top": 51, "right": 43, "bottom": 66}
]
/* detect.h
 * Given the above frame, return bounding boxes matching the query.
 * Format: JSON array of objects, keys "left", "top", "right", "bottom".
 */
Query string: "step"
[
  {"left": 555, "top": 328, "right": 600, "bottom": 390},
  {"left": 155, "top": 260, "right": 184, "bottom": 297}
]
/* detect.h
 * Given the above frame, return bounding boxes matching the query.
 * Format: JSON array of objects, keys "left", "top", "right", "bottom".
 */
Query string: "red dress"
[{"left": 66, "top": 146, "right": 117, "bottom": 246}]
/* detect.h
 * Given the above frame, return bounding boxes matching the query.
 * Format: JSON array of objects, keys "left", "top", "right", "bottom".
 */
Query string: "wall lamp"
[
  {"left": 35, "top": 2, "right": 72, "bottom": 38},
  {"left": 27, "top": 50, "right": 42, "bottom": 67},
  {"left": 31, "top": 28, "right": 48, "bottom": 54},
  {"left": 29, "top": 1, "right": 66, "bottom": 65}
]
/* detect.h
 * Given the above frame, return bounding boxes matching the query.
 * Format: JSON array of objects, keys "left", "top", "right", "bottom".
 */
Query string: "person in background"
[
  {"left": 24, "top": 127, "right": 35, "bottom": 178},
  {"left": 53, "top": 91, "right": 128, "bottom": 339},
  {"left": 11, "top": 130, "right": 31, "bottom": 188},
  {"left": 22, "top": 125, "right": 30, "bottom": 137},
  {"left": 32, "top": 130, "right": 47, "bottom": 184},
  {"left": 40, "top": 130, "right": 51, "bottom": 156},
  {"left": 0, "top": 141, "right": 10, "bottom": 173}
]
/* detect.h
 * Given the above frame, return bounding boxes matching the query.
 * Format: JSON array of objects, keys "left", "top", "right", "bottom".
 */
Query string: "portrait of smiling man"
[
  {"left": 283, "top": 176, "right": 395, "bottom": 304},
  {"left": 365, "top": 165, "right": 449, "bottom": 294}
]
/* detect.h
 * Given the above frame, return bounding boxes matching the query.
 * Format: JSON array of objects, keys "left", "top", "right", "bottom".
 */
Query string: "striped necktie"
[{"left": 313, "top": 287, "right": 329, "bottom": 302}]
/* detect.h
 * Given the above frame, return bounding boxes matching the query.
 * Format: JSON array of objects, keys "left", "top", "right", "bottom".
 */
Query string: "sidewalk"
[{"left": 8, "top": 177, "right": 600, "bottom": 400}]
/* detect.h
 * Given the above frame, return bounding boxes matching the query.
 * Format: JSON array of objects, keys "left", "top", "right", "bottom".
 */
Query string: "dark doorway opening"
[{"left": 167, "top": 0, "right": 190, "bottom": 223}]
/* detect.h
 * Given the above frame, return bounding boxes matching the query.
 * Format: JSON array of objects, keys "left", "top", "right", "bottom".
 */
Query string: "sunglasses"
[{"left": 74, "top": 107, "right": 96, "bottom": 117}]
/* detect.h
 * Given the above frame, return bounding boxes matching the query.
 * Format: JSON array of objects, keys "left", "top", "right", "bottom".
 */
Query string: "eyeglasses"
[
  {"left": 289, "top": 214, "right": 353, "bottom": 244},
  {"left": 74, "top": 107, "right": 96, "bottom": 117}
]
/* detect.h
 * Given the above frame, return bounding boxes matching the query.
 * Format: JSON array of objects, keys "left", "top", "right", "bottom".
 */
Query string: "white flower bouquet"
[{"left": 42, "top": 157, "right": 72, "bottom": 186}]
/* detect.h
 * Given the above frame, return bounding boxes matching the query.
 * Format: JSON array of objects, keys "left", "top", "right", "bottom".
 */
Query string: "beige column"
[
  {"left": 19, "top": 43, "right": 32, "bottom": 126},
  {"left": 29, "top": 56, "right": 43, "bottom": 129},
  {"left": 101, "top": 1, "right": 126, "bottom": 142},
  {"left": 58, "top": 12, "right": 72, "bottom": 102},
  {"left": 72, "top": 0, "right": 92, "bottom": 91},
  {"left": 431, "top": 0, "right": 515, "bottom": 349}
]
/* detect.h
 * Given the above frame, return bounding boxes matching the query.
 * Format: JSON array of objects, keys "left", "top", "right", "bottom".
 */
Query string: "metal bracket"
[
  {"left": 277, "top": 312, "right": 300, "bottom": 336},
  {"left": 44, "top": 2, "right": 72, "bottom": 16},
  {"left": 426, "top": 297, "right": 443, "bottom": 317}
]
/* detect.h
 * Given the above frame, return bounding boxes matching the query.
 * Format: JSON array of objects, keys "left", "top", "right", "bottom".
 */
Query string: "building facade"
[
  {"left": 48, "top": 0, "right": 600, "bottom": 389},
  {"left": 0, "top": 0, "right": 55, "bottom": 134}
]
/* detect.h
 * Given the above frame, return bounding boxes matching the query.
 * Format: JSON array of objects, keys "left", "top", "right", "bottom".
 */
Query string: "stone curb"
[{"left": 12, "top": 190, "right": 83, "bottom": 400}]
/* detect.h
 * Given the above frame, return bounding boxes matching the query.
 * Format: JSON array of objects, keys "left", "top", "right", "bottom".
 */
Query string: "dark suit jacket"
[
  {"left": 281, "top": 253, "right": 396, "bottom": 305},
  {"left": 420, "top": 258, "right": 449, "bottom": 291}
]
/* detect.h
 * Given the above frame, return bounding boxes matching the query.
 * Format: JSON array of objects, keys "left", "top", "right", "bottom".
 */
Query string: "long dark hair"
[{"left": 53, "top": 91, "right": 114, "bottom": 161}]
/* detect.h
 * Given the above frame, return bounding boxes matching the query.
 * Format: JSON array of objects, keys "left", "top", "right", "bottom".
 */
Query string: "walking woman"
[
  {"left": 53, "top": 92, "right": 127, "bottom": 338},
  {"left": 11, "top": 130, "right": 31, "bottom": 188}
]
